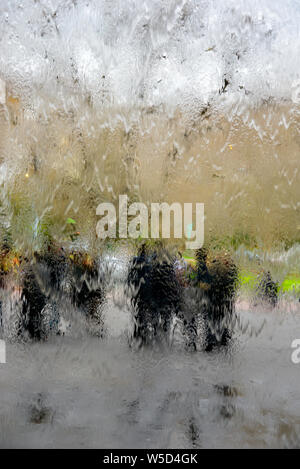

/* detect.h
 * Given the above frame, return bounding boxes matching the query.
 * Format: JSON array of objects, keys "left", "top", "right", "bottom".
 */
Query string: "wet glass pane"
[{"left": 0, "top": 0, "right": 299, "bottom": 449}]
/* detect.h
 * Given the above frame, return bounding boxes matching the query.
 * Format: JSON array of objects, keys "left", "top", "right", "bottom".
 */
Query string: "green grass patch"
[
  {"left": 280, "top": 275, "right": 300, "bottom": 294},
  {"left": 239, "top": 270, "right": 258, "bottom": 290}
]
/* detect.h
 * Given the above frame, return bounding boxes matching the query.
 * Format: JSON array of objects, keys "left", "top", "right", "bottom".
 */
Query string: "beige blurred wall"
[{"left": 0, "top": 85, "right": 299, "bottom": 249}]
